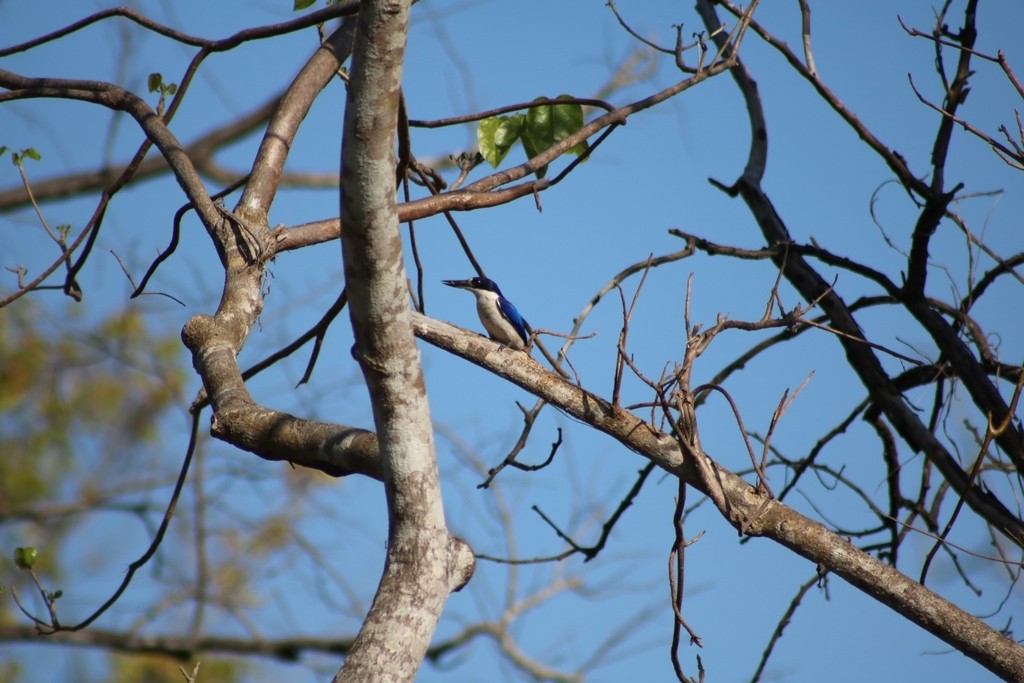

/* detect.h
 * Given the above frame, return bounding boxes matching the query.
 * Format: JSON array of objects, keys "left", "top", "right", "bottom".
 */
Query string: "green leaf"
[
  {"left": 0, "top": 146, "right": 8, "bottom": 158},
  {"left": 147, "top": 73, "right": 162, "bottom": 93},
  {"left": 521, "top": 96, "right": 585, "bottom": 178},
  {"left": 14, "top": 546, "right": 38, "bottom": 570},
  {"left": 294, "top": 0, "right": 316, "bottom": 10},
  {"left": 477, "top": 114, "right": 524, "bottom": 168},
  {"left": 10, "top": 148, "right": 41, "bottom": 166}
]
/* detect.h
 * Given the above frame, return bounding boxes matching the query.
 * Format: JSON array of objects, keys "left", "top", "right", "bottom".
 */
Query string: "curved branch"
[
  {"left": 0, "top": 2, "right": 359, "bottom": 57},
  {"left": 0, "top": 94, "right": 282, "bottom": 211},
  {"left": 180, "top": 318, "right": 381, "bottom": 479},
  {"left": 238, "top": 20, "right": 357, "bottom": 224},
  {"left": 712, "top": 0, "right": 930, "bottom": 199},
  {"left": 0, "top": 71, "right": 219, "bottom": 227}
]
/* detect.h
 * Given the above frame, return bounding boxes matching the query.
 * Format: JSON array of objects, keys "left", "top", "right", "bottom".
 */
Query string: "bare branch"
[{"left": 412, "top": 311, "right": 1024, "bottom": 680}]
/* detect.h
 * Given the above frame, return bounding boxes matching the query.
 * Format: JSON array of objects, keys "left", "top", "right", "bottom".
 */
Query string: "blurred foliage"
[
  {"left": 0, "top": 301, "right": 184, "bottom": 512},
  {"left": 109, "top": 656, "right": 241, "bottom": 683},
  {"left": 0, "top": 659, "right": 20, "bottom": 682},
  {"left": 0, "top": 299, "right": 192, "bottom": 678},
  {"left": 0, "top": 299, "right": 345, "bottom": 683}
]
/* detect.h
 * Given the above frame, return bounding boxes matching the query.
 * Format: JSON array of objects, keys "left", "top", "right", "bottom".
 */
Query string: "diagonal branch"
[{"left": 411, "top": 312, "right": 1024, "bottom": 681}]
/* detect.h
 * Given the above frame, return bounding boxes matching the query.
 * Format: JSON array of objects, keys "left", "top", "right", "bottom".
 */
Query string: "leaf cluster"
[{"left": 477, "top": 97, "right": 587, "bottom": 178}]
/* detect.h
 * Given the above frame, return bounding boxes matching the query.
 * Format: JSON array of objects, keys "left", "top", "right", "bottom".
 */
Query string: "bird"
[{"left": 443, "top": 276, "right": 529, "bottom": 351}]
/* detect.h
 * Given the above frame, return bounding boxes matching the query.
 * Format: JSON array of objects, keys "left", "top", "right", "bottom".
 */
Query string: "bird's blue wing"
[{"left": 497, "top": 296, "right": 529, "bottom": 347}]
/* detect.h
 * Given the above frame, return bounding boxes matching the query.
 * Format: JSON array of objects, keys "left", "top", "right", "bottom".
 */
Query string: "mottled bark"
[{"left": 333, "top": 2, "right": 473, "bottom": 681}]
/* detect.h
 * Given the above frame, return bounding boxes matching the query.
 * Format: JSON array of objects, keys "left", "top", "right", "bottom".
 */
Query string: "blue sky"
[{"left": 2, "top": 1, "right": 1023, "bottom": 681}]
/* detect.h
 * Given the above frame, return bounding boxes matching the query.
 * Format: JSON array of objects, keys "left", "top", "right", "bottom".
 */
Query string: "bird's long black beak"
[{"left": 442, "top": 279, "right": 473, "bottom": 290}]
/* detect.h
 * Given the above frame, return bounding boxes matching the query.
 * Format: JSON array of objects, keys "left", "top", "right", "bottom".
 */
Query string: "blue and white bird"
[{"left": 443, "top": 276, "right": 529, "bottom": 351}]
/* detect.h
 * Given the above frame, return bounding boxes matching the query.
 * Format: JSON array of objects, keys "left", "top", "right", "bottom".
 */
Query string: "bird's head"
[{"left": 442, "top": 277, "right": 502, "bottom": 295}]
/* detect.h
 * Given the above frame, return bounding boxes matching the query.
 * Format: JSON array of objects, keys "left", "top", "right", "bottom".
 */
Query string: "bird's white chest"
[{"left": 473, "top": 290, "right": 519, "bottom": 346}]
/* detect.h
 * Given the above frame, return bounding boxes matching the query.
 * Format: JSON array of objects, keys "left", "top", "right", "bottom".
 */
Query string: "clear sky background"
[{"left": 2, "top": 1, "right": 1023, "bottom": 682}]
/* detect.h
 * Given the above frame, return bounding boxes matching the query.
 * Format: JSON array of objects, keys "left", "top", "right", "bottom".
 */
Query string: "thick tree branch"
[
  {"left": 333, "top": 2, "right": 473, "bottom": 680},
  {"left": 237, "top": 21, "right": 357, "bottom": 225}
]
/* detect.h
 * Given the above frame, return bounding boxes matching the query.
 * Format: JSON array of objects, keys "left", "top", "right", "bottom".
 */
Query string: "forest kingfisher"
[{"left": 443, "top": 277, "right": 529, "bottom": 351}]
